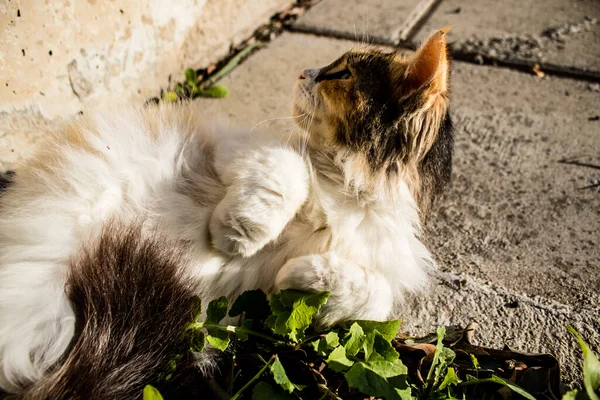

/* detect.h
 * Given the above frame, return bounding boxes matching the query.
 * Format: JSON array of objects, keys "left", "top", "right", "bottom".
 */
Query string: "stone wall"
[{"left": 0, "top": 0, "right": 291, "bottom": 119}]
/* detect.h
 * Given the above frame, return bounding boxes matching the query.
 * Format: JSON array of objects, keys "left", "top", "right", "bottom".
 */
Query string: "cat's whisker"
[
  {"left": 293, "top": 99, "right": 315, "bottom": 159},
  {"left": 247, "top": 114, "right": 303, "bottom": 135},
  {"left": 301, "top": 108, "right": 316, "bottom": 158}
]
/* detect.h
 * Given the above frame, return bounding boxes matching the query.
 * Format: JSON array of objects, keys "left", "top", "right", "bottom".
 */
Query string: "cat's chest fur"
[{"left": 285, "top": 164, "right": 424, "bottom": 270}]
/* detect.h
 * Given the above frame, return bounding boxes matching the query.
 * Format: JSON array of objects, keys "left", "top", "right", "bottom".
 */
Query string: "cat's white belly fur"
[{"left": 0, "top": 105, "right": 433, "bottom": 392}]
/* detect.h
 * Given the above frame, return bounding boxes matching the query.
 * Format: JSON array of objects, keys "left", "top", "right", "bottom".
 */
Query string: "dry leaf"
[{"left": 532, "top": 64, "right": 545, "bottom": 77}]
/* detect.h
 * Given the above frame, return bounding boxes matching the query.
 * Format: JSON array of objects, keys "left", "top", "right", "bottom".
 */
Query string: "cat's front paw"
[
  {"left": 209, "top": 197, "right": 274, "bottom": 258},
  {"left": 274, "top": 254, "right": 394, "bottom": 326}
]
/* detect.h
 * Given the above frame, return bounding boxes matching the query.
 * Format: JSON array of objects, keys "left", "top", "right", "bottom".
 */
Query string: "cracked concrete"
[
  {"left": 293, "top": 0, "right": 423, "bottom": 44},
  {"left": 414, "top": 0, "right": 600, "bottom": 77}
]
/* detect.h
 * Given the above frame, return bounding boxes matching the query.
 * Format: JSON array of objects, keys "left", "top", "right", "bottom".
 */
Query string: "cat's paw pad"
[{"left": 209, "top": 202, "right": 271, "bottom": 258}]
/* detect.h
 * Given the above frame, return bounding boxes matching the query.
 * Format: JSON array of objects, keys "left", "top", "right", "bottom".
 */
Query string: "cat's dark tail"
[{"left": 19, "top": 224, "right": 202, "bottom": 400}]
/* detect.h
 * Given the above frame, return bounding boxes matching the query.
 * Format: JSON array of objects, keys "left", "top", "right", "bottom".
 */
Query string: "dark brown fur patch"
[
  {"left": 417, "top": 112, "right": 454, "bottom": 217},
  {"left": 20, "top": 223, "right": 201, "bottom": 400}
]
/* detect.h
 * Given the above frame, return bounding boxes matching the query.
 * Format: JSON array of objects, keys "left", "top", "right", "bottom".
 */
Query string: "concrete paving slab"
[
  {"left": 431, "top": 61, "right": 600, "bottom": 310},
  {"left": 413, "top": 0, "right": 600, "bottom": 78},
  {"left": 194, "top": 32, "right": 600, "bottom": 384},
  {"left": 0, "top": 111, "right": 65, "bottom": 171},
  {"left": 293, "top": 0, "right": 424, "bottom": 44}
]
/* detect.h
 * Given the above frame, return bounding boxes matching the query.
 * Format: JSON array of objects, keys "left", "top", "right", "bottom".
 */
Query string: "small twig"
[
  {"left": 579, "top": 182, "right": 600, "bottom": 190},
  {"left": 310, "top": 366, "right": 328, "bottom": 386},
  {"left": 191, "top": 322, "right": 283, "bottom": 343},
  {"left": 203, "top": 43, "right": 264, "bottom": 88},
  {"left": 230, "top": 355, "right": 275, "bottom": 400},
  {"left": 558, "top": 160, "right": 600, "bottom": 171},
  {"left": 317, "top": 383, "right": 343, "bottom": 400}
]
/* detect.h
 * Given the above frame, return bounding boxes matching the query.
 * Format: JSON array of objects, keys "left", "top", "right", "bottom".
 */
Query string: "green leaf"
[
  {"left": 270, "top": 356, "right": 295, "bottom": 393},
  {"left": 343, "top": 322, "right": 365, "bottom": 357},
  {"left": 311, "top": 338, "right": 328, "bottom": 357},
  {"left": 363, "top": 331, "right": 377, "bottom": 360},
  {"left": 229, "top": 289, "right": 270, "bottom": 321},
  {"left": 252, "top": 381, "right": 295, "bottom": 400},
  {"left": 438, "top": 367, "right": 460, "bottom": 390},
  {"left": 161, "top": 91, "right": 178, "bottom": 103},
  {"left": 142, "top": 385, "right": 164, "bottom": 400},
  {"left": 327, "top": 346, "right": 354, "bottom": 372},
  {"left": 345, "top": 362, "right": 411, "bottom": 400},
  {"left": 434, "top": 347, "right": 456, "bottom": 388},
  {"left": 189, "top": 296, "right": 203, "bottom": 323},
  {"left": 569, "top": 325, "right": 600, "bottom": 400},
  {"left": 206, "top": 296, "right": 228, "bottom": 324},
  {"left": 364, "top": 353, "right": 408, "bottom": 379},
  {"left": 267, "top": 290, "right": 330, "bottom": 342},
  {"left": 470, "top": 354, "right": 480, "bottom": 370},
  {"left": 462, "top": 374, "right": 536, "bottom": 400},
  {"left": 200, "top": 85, "right": 229, "bottom": 98},
  {"left": 174, "top": 82, "right": 185, "bottom": 94},
  {"left": 562, "top": 390, "right": 588, "bottom": 400},
  {"left": 189, "top": 327, "right": 205, "bottom": 352},
  {"left": 191, "top": 85, "right": 201, "bottom": 96},
  {"left": 325, "top": 331, "right": 340, "bottom": 347},
  {"left": 355, "top": 320, "right": 401, "bottom": 341},
  {"left": 206, "top": 329, "right": 230, "bottom": 351},
  {"left": 311, "top": 331, "right": 340, "bottom": 357},
  {"left": 426, "top": 326, "right": 456, "bottom": 389},
  {"left": 371, "top": 332, "right": 400, "bottom": 362},
  {"left": 202, "top": 296, "right": 231, "bottom": 350},
  {"left": 184, "top": 68, "right": 197, "bottom": 86}
]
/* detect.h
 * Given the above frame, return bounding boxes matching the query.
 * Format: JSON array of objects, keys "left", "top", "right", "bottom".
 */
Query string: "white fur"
[{"left": 0, "top": 104, "right": 433, "bottom": 392}]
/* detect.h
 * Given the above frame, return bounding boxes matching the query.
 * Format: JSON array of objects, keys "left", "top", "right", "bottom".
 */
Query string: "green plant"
[
  {"left": 143, "top": 290, "right": 537, "bottom": 400},
  {"left": 163, "top": 67, "right": 229, "bottom": 102},
  {"left": 562, "top": 326, "right": 600, "bottom": 400},
  {"left": 161, "top": 42, "right": 264, "bottom": 103}
]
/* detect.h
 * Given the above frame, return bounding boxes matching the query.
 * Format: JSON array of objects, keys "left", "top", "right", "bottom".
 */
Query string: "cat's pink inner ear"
[{"left": 405, "top": 27, "right": 451, "bottom": 93}]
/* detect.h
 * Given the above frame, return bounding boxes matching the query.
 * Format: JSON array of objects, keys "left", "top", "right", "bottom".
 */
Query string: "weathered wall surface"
[{"left": 0, "top": 0, "right": 291, "bottom": 119}]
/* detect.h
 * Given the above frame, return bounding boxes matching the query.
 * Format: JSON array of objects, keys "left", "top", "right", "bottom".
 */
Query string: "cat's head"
[{"left": 293, "top": 28, "right": 454, "bottom": 215}]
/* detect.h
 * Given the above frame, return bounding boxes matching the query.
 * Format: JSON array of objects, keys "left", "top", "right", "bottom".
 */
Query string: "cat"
[{"left": 0, "top": 28, "right": 453, "bottom": 399}]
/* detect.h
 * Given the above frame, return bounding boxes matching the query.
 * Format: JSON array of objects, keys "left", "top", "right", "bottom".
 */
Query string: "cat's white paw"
[
  {"left": 274, "top": 254, "right": 394, "bottom": 326},
  {"left": 210, "top": 147, "right": 310, "bottom": 258},
  {"left": 209, "top": 195, "right": 277, "bottom": 258}
]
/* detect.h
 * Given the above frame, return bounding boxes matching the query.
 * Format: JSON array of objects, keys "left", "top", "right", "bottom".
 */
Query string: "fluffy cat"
[{"left": 0, "top": 28, "right": 453, "bottom": 398}]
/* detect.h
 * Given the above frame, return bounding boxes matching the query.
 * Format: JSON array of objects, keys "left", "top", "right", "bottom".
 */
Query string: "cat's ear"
[{"left": 402, "top": 27, "right": 451, "bottom": 95}]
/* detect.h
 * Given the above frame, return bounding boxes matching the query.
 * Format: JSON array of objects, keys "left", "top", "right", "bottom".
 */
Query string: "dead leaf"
[{"left": 532, "top": 64, "right": 545, "bottom": 77}]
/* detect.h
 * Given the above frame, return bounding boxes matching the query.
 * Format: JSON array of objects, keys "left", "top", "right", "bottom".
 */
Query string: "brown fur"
[{"left": 16, "top": 224, "right": 201, "bottom": 400}]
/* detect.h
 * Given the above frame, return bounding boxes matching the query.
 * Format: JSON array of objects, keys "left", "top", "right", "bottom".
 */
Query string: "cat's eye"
[{"left": 316, "top": 68, "right": 352, "bottom": 82}]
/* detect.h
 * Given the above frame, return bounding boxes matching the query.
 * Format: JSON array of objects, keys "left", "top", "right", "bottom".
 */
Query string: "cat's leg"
[
  {"left": 210, "top": 147, "right": 309, "bottom": 257},
  {"left": 274, "top": 253, "right": 395, "bottom": 326}
]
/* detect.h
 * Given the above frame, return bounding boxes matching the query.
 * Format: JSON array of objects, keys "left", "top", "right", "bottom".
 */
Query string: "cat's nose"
[{"left": 299, "top": 68, "right": 318, "bottom": 80}]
